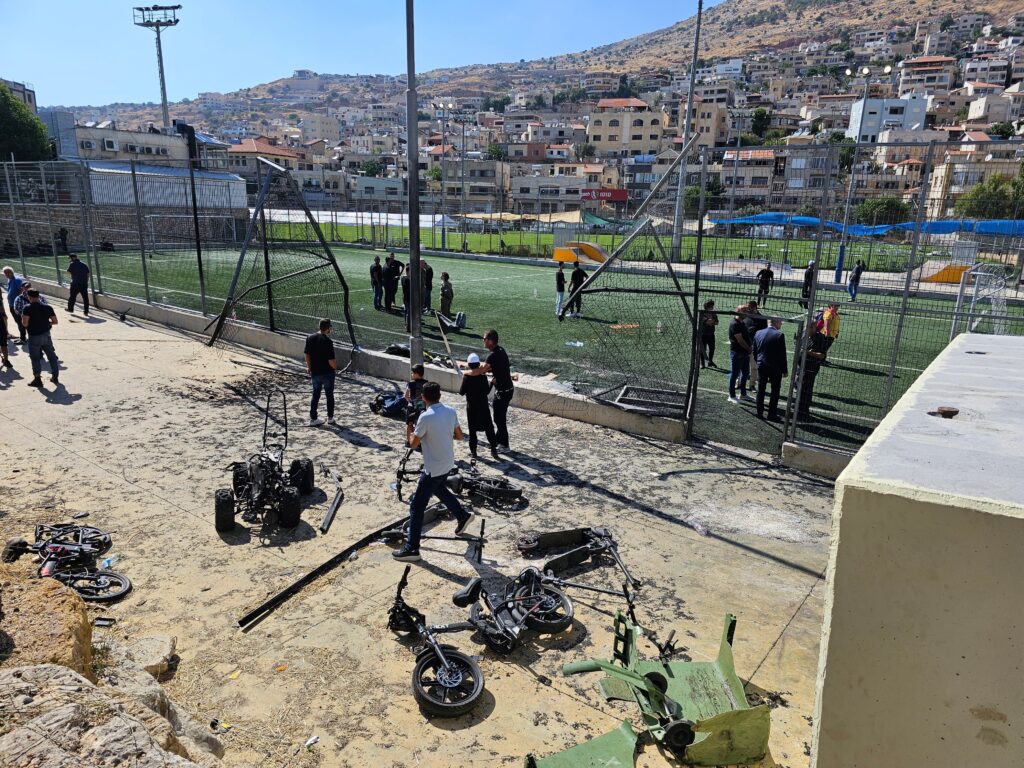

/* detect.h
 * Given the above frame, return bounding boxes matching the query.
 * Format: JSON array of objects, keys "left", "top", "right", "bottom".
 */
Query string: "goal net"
[{"left": 207, "top": 160, "right": 358, "bottom": 349}]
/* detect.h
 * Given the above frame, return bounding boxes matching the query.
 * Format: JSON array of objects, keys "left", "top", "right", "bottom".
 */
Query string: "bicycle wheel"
[
  {"left": 513, "top": 584, "right": 573, "bottom": 633},
  {"left": 41, "top": 525, "right": 112, "bottom": 555},
  {"left": 469, "top": 476, "right": 522, "bottom": 504},
  {"left": 61, "top": 570, "right": 132, "bottom": 602},
  {"left": 412, "top": 648, "right": 484, "bottom": 717}
]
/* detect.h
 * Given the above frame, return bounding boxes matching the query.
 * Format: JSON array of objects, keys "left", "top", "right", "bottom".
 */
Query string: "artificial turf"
[{"left": 17, "top": 243, "right": 1022, "bottom": 454}]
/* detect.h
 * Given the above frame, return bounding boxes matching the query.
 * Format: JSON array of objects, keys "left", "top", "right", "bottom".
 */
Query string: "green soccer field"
[{"left": 19, "top": 244, "right": 1021, "bottom": 454}]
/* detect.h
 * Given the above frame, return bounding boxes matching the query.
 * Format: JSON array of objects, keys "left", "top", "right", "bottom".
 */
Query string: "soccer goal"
[{"left": 206, "top": 159, "right": 358, "bottom": 349}]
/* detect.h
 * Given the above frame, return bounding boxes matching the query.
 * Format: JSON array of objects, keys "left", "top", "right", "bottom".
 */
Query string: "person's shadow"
[
  {"left": 43, "top": 382, "right": 82, "bottom": 405},
  {"left": 0, "top": 364, "right": 23, "bottom": 389}
]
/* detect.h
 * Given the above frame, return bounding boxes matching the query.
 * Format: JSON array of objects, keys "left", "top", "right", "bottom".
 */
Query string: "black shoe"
[
  {"left": 28, "top": 378, "right": 43, "bottom": 388},
  {"left": 454, "top": 511, "right": 477, "bottom": 537},
  {"left": 392, "top": 546, "right": 421, "bottom": 562},
  {"left": 50, "top": 374, "right": 59, "bottom": 384},
  {"left": 490, "top": 448, "right": 500, "bottom": 461}
]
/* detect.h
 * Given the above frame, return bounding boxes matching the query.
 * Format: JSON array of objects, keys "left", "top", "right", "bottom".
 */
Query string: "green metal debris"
[
  {"left": 528, "top": 612, "right": 770, "bottom": 766},
  {"left": 524, "top": 720, "right": 638, "bottom": 767}
]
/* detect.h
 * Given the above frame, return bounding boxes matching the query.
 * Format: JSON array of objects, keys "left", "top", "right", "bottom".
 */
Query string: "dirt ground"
[{"left": 0, "top": 308, "right": 834, "bottom": 768}]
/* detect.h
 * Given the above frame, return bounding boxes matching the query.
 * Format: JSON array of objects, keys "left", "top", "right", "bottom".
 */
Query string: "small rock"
[{"left": 127, "top": 635, "right": 177, "bottom": 678}]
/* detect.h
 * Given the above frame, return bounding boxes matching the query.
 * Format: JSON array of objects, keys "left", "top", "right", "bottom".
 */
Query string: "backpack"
[
  {"left": 813, "top": 309, "right": 825, "bottom": 331},
  {"left": 455, "top": 311, "right": 467, "bottom": 329}
]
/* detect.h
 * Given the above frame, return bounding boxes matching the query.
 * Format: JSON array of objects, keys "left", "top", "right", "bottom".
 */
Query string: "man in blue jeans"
[
  {"left": 21, "top": 290, "right": 60, "bottom": 387},
  {"left": 393, "top": 382, "right": 475, "bottom": 562},
  {"left": 727, "top": 305, "right": 753, "bottom": 404},
  {"left": 304, "top": 318, "right": 337, "bottom": 427}
]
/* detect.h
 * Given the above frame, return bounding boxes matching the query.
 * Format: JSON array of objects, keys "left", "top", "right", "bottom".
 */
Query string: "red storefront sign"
[{"left": 580, "top": 188, "right": 627, "bottom": 202}]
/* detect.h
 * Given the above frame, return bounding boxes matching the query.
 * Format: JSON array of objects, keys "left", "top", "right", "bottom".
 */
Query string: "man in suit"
[{"left": 751, "top": 317, "right": 788, "bottom": 422}]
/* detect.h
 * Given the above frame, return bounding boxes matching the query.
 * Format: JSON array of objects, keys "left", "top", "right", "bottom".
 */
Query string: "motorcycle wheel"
[
  {"left": 470, "top": 476, "right": 522, "bottom": 504},
  {"left": 277, "top": 487, "right": 301, "bottom": 529},
  {"left": 2, "top": 537, "right": 28, "bottom": 563},
  {"left": 411, "top": 648, "right": 484, "bottom": 717},
  {"left": 297, "top": 458, "right": 315, "bottom": 495},
  {"left": 513, "top": 584, "right": 574, "bottom": 633},
  {"left": 215, "top": 489, "right": 236, "bottom": 532},
  {"left": 61, "top": 570, "right": 132, "bottom": 602}
]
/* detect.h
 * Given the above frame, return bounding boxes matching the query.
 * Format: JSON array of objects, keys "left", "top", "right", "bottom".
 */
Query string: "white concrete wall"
[{"left": 812, "top": 333, "right": 1024, "bottom": 767}]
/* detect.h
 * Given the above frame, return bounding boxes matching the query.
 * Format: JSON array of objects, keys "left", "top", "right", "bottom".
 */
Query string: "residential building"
[
  {"left": 227, "top": 137, "right": 299, "bottom": 188},
  {"left": 510, "top": 173, "right": 586, "bottom": 213},
  {"left": 962, "top": 58, "right": 1010, "bottom": 86},
  {"left": 679, "top": 98, "right": 729, "bottom": 148},
  {"left": 967, "top": 94, "right": 1021, "bottom": 124},
  {"left": 61, "top": 124, "right": 191, "bottom": 163},
  {"left": 582, "top": 71, "right": 618, "bottom": 98},
  {"left": 926, "top": 89, "right": 975, "bottom": 124},
  {"left": 299, "top": 114, "right": 341, "bottom": 143},
  {"left": 1, "top": 78, "right": 37, "bottom": 113},
  {"left": 587, "top": 98, "right": 664, "bottom": 158},
  {"left": 847, "top": 94, "right": 928, "bottom": 141},
  {"left": 899, "top": 56, "right": 958, "bottom": 95},
  {"left": 437, "top": 158, "right": 510, "bottom": 213},
  {"left": 926, "top": 137, "right": 1020, "bottom": 216}
]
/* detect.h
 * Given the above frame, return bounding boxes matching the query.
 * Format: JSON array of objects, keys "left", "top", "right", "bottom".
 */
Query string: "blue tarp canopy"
[{"left": 710, "top": 212, "right": 1024, "bottom": 237}]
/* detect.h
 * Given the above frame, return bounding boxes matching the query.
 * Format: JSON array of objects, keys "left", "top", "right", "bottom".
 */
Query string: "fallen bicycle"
[
  {"left": 387, "top": 564, "right": 575, "bottom": 716},
  {"left": 2, "top": 523, "right": 132, "bottom": 602},
  {"left": 395, "top": 448, "right": 523, "bottom": 508}
]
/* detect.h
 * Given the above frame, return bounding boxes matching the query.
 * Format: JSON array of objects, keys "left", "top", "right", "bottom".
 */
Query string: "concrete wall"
[
  {"left": 33, "top": 281, "right": 687, "bottom": 444},
  {"left": 812, "top": 333, "right": 1024, "bottom": 767}
]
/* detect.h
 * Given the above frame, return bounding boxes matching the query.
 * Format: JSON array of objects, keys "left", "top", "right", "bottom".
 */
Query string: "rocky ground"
[{"left": 0, "top": 308, "right": 834, "bottom": 767}]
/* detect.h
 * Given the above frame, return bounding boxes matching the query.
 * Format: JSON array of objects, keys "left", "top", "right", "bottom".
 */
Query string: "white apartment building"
[{"left": 847, "top": 94, "right": 928, "bottom": 141}]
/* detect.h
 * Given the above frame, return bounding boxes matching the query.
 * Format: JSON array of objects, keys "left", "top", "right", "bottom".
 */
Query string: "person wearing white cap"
[{"left": 459, "top": 353, "right": 499, "bottom": 460}]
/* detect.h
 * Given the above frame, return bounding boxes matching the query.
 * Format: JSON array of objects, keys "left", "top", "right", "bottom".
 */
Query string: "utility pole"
[
  {"left": 133, "top": 5, "right": 181, "bottom": 132},
  {"left": 404, "top": 0, "right": 423, "bottom": 363},
  {"left": 670, "top": 0, "right": 703, "bottom": 262}
]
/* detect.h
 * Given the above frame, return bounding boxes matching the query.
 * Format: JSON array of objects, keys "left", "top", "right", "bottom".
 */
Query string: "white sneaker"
[
  {"left": 728, "top": 396, "right": 740, "bottom": 404},
  {"left": 327, "top": 417, "right": 337, "bottom": 426},
  {"left": 309, "top": 418, "right": 325, "bottom": 427}
]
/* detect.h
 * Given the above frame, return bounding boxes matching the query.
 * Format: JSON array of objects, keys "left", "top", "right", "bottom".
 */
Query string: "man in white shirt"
[{"left": 393, "top": 382, "right": 475, "bottom": 561}]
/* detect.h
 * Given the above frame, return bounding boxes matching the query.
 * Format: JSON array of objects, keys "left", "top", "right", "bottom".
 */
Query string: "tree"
[
  {"left": 426, "top": 166, "right": 442, "bottom": 182},
  {"left": 483, "top": 95, "right": 511, "bottom": 112},
  {"left": 531, "top": 94, "right": 547, "bottom": 109},
  {"left": 574, "top": 142, "right": 596, "bottom": 159},
  {"left": 360, "top": 159, "right": 384, "bottom": 178},
  {"left": 738, "top": 132, "right": 764, "bottom": 146},
  {"left": 954, "top": 174, "right": 1016, "bottom": 219},
  {"left": 939, "top": 13, "right": 954, "bottom": 31},
  {"left": 827, "top": 132, "right": 855, "bottom": 173},
  {"left": 684, "top": 177, "right": 724, "bottom": 211},
  {"left": 751, "top": 108, "right": 771, "bottom": 137},
  {"left": 614, "top": 75, "right": 639, "bottom": 99},
  {"left": 0, "top": 83, "right": 51, "bottom": 161},
  {"left": 486, "top": 143, "right": 507, "bottom": 161},
  {"left": 856, "top": 196, "right": 910, "bottom": 224},
  {"left": 988, "top": 122, "right": 1016, "bottom": 140}
]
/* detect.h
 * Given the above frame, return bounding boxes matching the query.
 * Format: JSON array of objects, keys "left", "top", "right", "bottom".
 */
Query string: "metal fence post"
[
  {"left": 187, "top": 162, "right": 208, "bottom": 315},
  {"left": 882, "top": 141, "right": 936, "bottom": 414},
  {"left": 129, "top": 159, "right": 152, "bottom": 303},
  {"left": 39, "top": 163, "right": 64, "bottom": 285},
  {"left": 3, "top": 162, "right": 28, "bottom": 278},
  {"left": 75, "top": 162, "right": 101, "bottom": 296}
]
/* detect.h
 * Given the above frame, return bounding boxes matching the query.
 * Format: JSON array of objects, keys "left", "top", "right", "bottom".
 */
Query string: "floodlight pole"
[
  {"left": 133, "top": 5, "right": 181, "bottom": 132},
  {"left": 836, "top": 69, "right": 871, "bottom": 283},
  {"left": 405, "top": 0, "right": 423, "bottom": 364},
  {"left": 670, "top": 0, "right": 703, "bottom": 263}
]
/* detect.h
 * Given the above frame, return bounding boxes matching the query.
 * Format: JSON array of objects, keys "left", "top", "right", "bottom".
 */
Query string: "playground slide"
[
  {"left": 566, "top": 241, "right": 609, "bottom": 263},
  {"left": 918, "top": 260, "right": 971, "bottom": 284}
]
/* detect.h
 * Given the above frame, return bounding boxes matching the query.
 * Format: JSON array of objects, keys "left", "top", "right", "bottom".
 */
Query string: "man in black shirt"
[
  {"left": 755, "top": 262, "right": 774, "bottom": 308},
  {"left": 799, "top": 260, "right": 816, "bottom": 309},
  {"left": 555, "top": 264, "right": 566, "bottom": 317},
  {"left": 465, "top": 328, "right": 515, "bottom": 450},
  {"left": 66, "top": 254, "right": 90, "bottom": 316},
  {"left": 421, "top": 260, "right": 434, "bottom": 312},
  {"left": 303, "top": 318, "right": 337, "bottom": 427},
  {"left": 727, "top": 305, "right": 752, "bottom": 403},
  {"left": 751, "top": 318, "right": 788, "bottom": 421},
  {"left": 742, "top": 300, "right": 767, "bottom": 393},
  {"left": 383, "top": 253, "right": 403, "bottom": 311},
  {"left": 370, "top": 255, "right": 384, "bottom": 311},
  {"left": 21, "top": 290, "right": 59, "bottom": 387},
  {"left": 401, "top": 266, "right": 411, "bottom": 332},
  {"left": 796, "top": 325, "right": 828, "bottom": 421},
  {"left": 568, "top": 263, "right": 586, "bottom": 318}
]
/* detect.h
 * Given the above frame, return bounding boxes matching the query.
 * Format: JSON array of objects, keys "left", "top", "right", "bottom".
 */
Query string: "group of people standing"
[
  {"left": 3, "top": 254, "right": 90, "bottom": 388},
  {"left": 371, "top": 253, "right": 456, "bottom": 330}
]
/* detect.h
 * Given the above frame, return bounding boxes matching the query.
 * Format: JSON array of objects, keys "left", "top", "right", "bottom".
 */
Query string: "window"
[
  {"left": 608, "top": 134, "right": 619, "bottom": 141},
  {"left": 650, "top": 134, "right": 659, "bottom": 140},
  {"left": 592, "top": 135, "right": 602, "bottom": 142},
  {"left": 632, "top": 119, "right": 643, "bottom": 126},
  {"left": 632, "top": 134, "right": 642, "bottom": 141},
  {"left": 608, "top": 119, "right": 620, "bottom": 127},
  {"left": 593, "top": 119, "right": 603, "bottom": 126},
  {"left": 519, "top": 186, "right": 530, "bottom": 194},
  {"left": 751, "top": 176, "right": 769, "bottom": 186},
  {"left": 651, "top": 119, "right": 660, "bottom": 126}
]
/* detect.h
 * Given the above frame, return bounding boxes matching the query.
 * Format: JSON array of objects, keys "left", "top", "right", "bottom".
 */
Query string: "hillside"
[{"left": 61, "top": 0, "right": 1021, "bottom": 126}]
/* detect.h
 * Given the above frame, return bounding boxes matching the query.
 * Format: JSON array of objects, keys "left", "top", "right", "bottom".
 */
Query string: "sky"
[{"left": 0, "top": 0, "right": 710, "bottom": 108}]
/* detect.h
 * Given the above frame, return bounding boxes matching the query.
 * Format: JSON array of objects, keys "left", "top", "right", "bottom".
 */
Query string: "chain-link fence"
[{"left": 2, "top": 142, "right": 1023, "bottom": 458}]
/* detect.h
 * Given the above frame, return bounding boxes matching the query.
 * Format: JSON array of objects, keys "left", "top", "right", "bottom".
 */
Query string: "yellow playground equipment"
[{"left": 552, "top": 241, "right": 610, "bottom": 265}]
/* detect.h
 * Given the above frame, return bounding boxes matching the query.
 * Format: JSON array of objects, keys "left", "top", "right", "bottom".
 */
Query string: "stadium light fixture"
[{"left": 133, "top": 5, "right": 182, "bottom": 131}]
